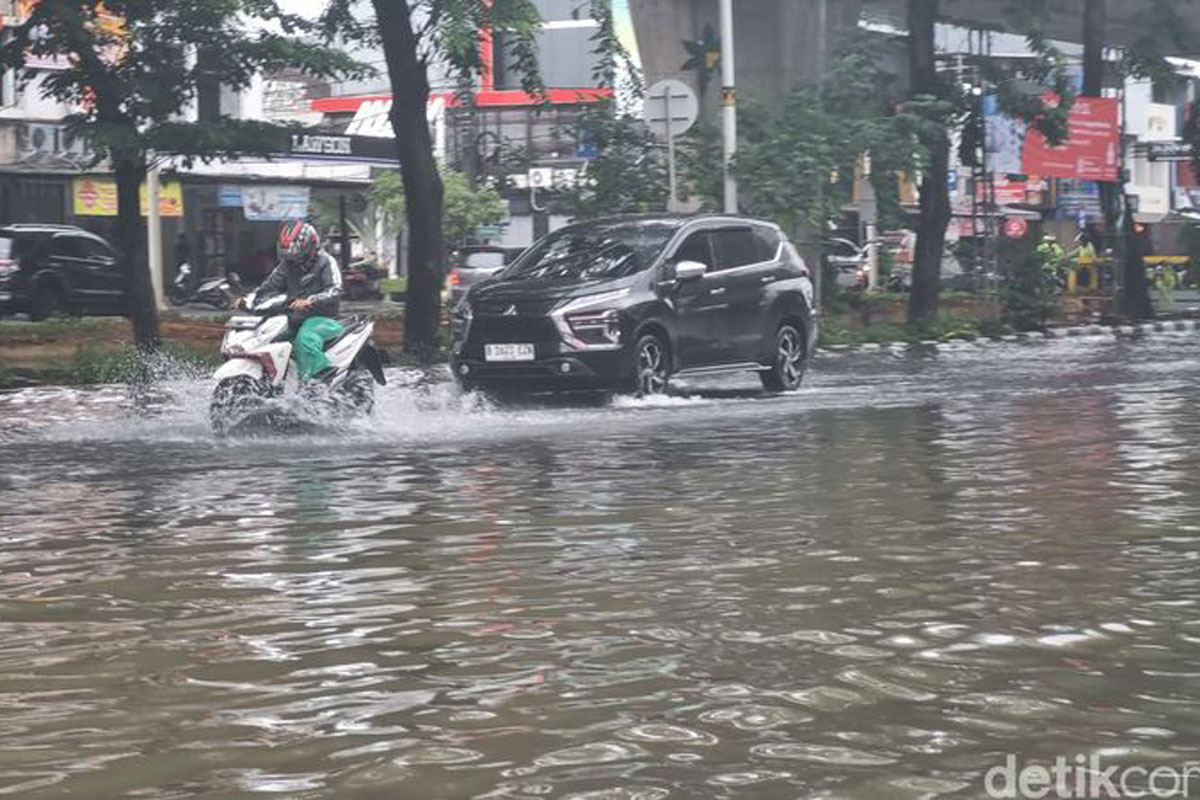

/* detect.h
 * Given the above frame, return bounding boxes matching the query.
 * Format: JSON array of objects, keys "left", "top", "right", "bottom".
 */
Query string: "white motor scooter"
[{"left": 210, "top": 292, "right": 386, "bottom": 435}]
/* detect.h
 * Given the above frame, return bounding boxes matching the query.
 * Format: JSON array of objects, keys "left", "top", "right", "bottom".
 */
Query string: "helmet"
[{"left": 277, "top": 220, "right": 320, "bottom": 271}]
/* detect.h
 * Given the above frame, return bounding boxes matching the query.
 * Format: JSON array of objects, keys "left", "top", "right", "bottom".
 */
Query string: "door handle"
[
  {"left": 708, "top": 286, "right": 727, "bottom": 296},
  {"left": 760, "top": 275, "right": 775, "bottom": 283}
]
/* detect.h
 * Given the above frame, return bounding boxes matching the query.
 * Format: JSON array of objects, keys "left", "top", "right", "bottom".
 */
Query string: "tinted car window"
[
  {"left": 505, "top": 220, "right": 679, "bottom": 282},
  {"left": 754, "top": 226, "right": 782, "bottom": 262},
  {"left": 79, "top": 238, "right": 114, "bottom": 261},
  {"left": 48, "top": 236, "right": 83, "bottom": 258},
  {"left": 463, "top": 251, "right": 505, "bottom": 269},
  {"left": 671, "top": 231, "right": 712, "bottom": 268},
  {"left": 711, "top": 227, "right": 759, "bottom": 271}
]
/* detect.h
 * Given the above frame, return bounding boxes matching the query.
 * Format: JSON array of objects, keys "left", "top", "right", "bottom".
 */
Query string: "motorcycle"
[
  {"left": 342, "top": 258, "right": 385, "bottom": 301},
  {"left": 169, "top": 263, "right": 242, "bottom": 310},
  {"left": 209, "top": 292, "right": 387, "bottom": 435}
]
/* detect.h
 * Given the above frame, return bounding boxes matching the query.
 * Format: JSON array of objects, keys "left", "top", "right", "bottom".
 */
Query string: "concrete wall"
[
  {"left": 631, "top": 0, "right": 1199, "bottom": 114},
  {"left": 630, "top": 0, "right": 864, "bottom": 110},
  {"left": 862, "top": 0, "right": 1200, "bottom": 57}
]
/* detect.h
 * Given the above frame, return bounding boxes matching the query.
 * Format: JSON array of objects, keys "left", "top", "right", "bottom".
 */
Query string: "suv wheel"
[
  {"left": 630, "top": 333, "right": 669, "bottom": 397},
  {"left": 760, "top": 323, "right": 806, "bottom": 392},
  {"left": 30, "top": 284, "right": 63, "bottom": 321}
]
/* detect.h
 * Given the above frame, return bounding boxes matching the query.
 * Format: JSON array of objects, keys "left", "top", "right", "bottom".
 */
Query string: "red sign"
[
  {"left": 1023, "top": 97, "right": 1120, "bottom": 182},
  {"left": 1003, "top": 217, "right": 1029, "bottom": 240}
]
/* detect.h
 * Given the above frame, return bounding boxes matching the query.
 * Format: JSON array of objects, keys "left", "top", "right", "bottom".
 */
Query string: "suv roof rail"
[{"left": 3, "top": 223, "right": 82, "bottom": 231}]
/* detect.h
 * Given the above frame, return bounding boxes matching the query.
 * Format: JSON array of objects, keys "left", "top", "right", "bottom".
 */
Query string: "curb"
[{"left": 818, "top": 319, "right": 1200, "bottom": 355}]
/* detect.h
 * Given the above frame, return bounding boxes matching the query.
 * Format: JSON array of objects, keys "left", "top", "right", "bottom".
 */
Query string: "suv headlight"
[
  {"left": 552, "top": 289, "right": 628, "bottom": 350},
  {"left": 564, "top": 309, "right": 621, "bottom": 346}
]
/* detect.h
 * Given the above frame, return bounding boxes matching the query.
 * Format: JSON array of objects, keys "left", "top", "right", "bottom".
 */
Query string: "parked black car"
[
  {"left": 0, "top": 224, "right": 125, "bottom": 320},
  {"left": 451, "top": 214, "right": 817, "bottom": 395}
]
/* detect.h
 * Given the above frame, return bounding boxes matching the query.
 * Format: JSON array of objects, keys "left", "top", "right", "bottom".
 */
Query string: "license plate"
[{"left": 485, "top": 343, "right": 535, "bottom": 362}]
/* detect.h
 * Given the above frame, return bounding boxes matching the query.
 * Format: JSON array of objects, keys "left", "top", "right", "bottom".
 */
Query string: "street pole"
[
  {"left": 719, "top": 0, "right": 737, "bottom": 213},
  {"left": 338, "top": 194, "right": 351, "bottom": 275},
  {"left": 863, "top": 152, "right": 880, "bottom": 291},
  {"left": 146, "top": 154, "right": 165, "bottom": 311},
  {"left": 665, "top": 88, "right": 678, "bottom": 212}
]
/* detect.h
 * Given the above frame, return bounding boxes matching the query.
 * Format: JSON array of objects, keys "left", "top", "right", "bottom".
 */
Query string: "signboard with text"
[
  {"left": 985, "top": 95, "right": 1120, "bottom": 182},
  {"left": 1023, "top": 97, "right": 1120, "bottom": 182},
  {"left": 241, "top": 185, "right": 310, "bottom": 221},
  {"left": 71, "top": 177, "right": 183, "bottom": 217}
]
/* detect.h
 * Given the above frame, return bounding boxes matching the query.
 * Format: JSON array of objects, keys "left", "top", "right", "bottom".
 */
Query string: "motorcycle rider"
[{"left": 245, "top": 220, "right": 344, "bottom": 381}]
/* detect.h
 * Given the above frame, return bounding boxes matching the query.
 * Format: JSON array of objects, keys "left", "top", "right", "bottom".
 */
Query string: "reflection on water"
[{"left": 3, "top": 336, "right": 1200, "bottom": 798}]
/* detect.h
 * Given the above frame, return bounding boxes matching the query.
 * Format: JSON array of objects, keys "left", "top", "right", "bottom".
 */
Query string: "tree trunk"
[
  {"left": 372, "top": 0, "right": 445, "bottom": 361},
  {"left": 113, "top": 153, "right": 159, "bottom": 352},
  {"left": 907, "top": 0, "right": 950, "bottom": 323},
  {"left": 1083, "top": 0, "right": 1152, "bottom": 319},
  {"left": 1082, "top": 0, "right": 1105, "bottom": 97}
]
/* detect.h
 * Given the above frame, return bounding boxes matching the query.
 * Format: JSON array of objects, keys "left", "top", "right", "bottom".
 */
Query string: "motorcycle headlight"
[{"left": 564, "top": 309, "right": 621, "bottom": 346}]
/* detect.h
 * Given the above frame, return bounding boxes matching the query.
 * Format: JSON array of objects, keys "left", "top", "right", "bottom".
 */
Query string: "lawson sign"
[{"left": 280, "top": 130, "right": 397, "bottom": 163}]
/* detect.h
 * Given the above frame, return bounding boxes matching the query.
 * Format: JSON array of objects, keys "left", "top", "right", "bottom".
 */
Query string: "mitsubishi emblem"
[{"left": 503, "top": 304, "right": 518, "bottom": 316}]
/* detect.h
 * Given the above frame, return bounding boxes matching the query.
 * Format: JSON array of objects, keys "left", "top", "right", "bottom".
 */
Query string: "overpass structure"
[{"left": 630, "top": 0, "right": 1200, "bottom": 107}]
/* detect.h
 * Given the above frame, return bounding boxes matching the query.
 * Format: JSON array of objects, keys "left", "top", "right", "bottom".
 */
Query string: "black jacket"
[{"left": 258, "top": 251, "right": 343, "bottom": 317}]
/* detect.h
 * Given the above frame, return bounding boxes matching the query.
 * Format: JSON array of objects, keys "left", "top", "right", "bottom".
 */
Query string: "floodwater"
[{"left": 3, "top": 333, "right": 1200, "bottom": 799}]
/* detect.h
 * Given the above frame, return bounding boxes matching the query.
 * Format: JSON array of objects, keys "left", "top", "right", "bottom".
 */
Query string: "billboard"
[
  {"left": 985, "top": 95, "right": 1120, "bottom": 182},
  {"left": 1023, "top": 97, "right": 1120, "bottom": 182}
]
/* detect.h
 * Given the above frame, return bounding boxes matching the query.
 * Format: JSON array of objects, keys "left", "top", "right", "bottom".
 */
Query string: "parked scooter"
[
  {"left": 209, "top": 292, "right": 387, "bottom": 435},
  {"left": 169, "top": 263, "right": 243, "bottom": 310},
  {"left": 342, "top": 257, "right": 385, "bottom": 301}
]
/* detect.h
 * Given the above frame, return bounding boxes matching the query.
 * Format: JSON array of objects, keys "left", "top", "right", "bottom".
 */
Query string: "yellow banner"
[
  {"left": 72, "top": 177, "right": 117, "bottom": 216},
  {"left": 71, "top": 177, "right": 184, "bottom": 217},
  {"left": 140, "top": 180, "right": 184, "bottom": 217}
]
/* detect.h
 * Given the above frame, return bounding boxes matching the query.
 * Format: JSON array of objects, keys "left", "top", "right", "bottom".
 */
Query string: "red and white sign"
[
  {"left": 1003, "top": 217, "right": 1029, "bottom": 240},
  {"left": 1023, "top": 96, "right": 1120, "bottom": 182}
]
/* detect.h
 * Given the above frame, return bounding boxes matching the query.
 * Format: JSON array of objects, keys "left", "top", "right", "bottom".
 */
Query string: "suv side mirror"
[{"left": 673, "top": 260, "right": 708, "bottom": 281}]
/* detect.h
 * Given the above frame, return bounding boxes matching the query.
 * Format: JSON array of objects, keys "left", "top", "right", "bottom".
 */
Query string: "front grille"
[
  {"left": 469, "top": 315, "right": 558, "bottom": 343},
  {"left": 474, "top": 298, "right": 558, "bottom": 317}
]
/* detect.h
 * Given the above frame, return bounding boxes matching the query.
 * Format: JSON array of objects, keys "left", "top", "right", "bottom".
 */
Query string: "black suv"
[
  {"left": 451, "top": 214, "right": 816, "bottom": 395},
  {"left": 0, "top": 224, "right": 125, "bottom": 320}
]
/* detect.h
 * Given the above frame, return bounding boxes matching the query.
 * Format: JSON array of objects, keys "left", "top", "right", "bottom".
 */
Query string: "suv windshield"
[{"left": 503, "top": 221, "right": 679, "bottom": 282}]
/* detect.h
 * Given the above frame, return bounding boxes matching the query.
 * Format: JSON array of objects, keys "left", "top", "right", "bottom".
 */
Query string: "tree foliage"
[
  {"left": 552, "top": 102, "right": 668, "bottom": 219},
  {"left": 442, "top": 170, "right": 506, "bottom": 247},
  {"left": 320, "top": 0, "right": 549, "bottom": 359},
  {"left": 720, "top": 32, "right": 918, "bottom": 234},
  {"left": 0, "top": 0, "right": 361, "bottom": 349}
]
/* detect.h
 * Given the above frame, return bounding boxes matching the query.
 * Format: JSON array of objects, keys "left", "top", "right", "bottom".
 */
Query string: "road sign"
[
  {"left": 644, "top": 79, "right": 698, "bottom": 213},
  {"left": 643, "top": 79, "right": 698, "bottom": 139},
  {"left": 1003, "top": 216, "right": 1029, "bottom": 240}
]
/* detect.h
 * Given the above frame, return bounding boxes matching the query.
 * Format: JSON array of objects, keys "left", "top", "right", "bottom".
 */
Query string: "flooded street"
[{"left": 4, "top": 333, "right": 1200, "bottom": 798}]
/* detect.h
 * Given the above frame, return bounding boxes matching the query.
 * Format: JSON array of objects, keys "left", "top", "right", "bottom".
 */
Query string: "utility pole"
[
  {"left": 719, "top": 0, "right": 737, "bottom": 213},
  {"left": 862, "top": 152, "right": 880, "bottom": 291},
  {"left": 146, "top": 153, "right": 165, "bottom": 311}
]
